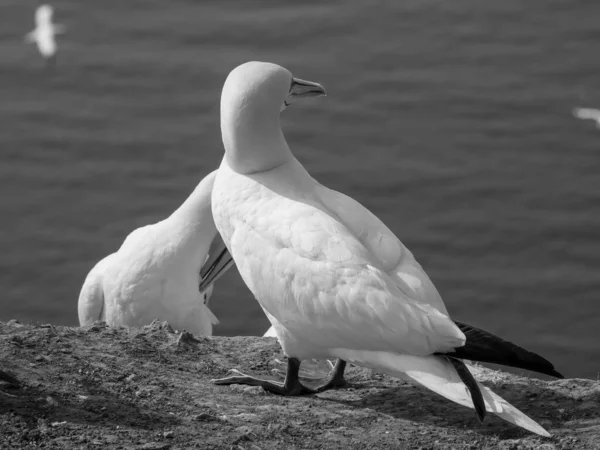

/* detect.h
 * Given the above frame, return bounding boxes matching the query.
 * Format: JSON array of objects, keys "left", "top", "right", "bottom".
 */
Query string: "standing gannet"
[
  {"left": 209, "top": 61, "right": 563, "bottom": 436},
  {"left": 78, "top": 170, "right": 233, "bottom": 336},
  {"left": 25, "top": 5, "right": 65, "bottom": 66}
]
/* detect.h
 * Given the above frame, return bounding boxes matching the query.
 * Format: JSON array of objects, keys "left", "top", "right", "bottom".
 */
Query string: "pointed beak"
[
  {"left": 289, "top": 77, "right": 327, "bottom": 98},
  {"left": 282, "top": 77, "right": 326, "bottom": 111},
  {"left": 199, "top": 234, "right": 234, "bottom": 293}
]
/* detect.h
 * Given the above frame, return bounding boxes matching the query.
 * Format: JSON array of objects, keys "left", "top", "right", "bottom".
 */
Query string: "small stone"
[{"left": 163, "top": 431, "right": 174, "bottom": 439}]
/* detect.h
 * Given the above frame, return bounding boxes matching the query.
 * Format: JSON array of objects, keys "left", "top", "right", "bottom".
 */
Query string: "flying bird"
[
  {"left": 25, "top": 5, "right": 65, "bottom": 66},
  {"left": 78, "top": 170, "right": 233, "bottom": 336},
  {"left": 573, "top": 107, "right": 600, "bottom": 127},
  {"left": 209, "top": 61, "right": 563, "bottom": 437}
]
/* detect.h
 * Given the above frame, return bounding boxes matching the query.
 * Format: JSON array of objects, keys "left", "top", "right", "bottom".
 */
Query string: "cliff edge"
[{"left": 1, "top": 320, "right": 598, "bottom": 449}]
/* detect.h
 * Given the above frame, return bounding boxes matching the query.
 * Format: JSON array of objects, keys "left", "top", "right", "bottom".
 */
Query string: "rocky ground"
[{"left": 0, "top": 320, "right": 598, "bottom": 450}]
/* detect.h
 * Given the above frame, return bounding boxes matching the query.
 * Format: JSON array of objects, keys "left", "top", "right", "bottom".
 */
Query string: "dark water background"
[{"left": 1, "top": 0, "right": 599, "bottom": 378}]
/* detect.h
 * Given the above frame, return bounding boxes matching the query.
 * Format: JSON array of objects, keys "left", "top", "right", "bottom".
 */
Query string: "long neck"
[
  {"left": 163, "top": 185, "right": 217, "bottom": 271},
  {"left": 221, "top": 107, "right": 293, "bottom": 175},
  {"left": 168, "top": 172, "right": 217, "bottom": 237}
]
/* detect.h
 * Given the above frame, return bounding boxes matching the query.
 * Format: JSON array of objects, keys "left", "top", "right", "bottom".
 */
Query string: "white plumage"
[
  {"left": 210, "top": 61, "right": 558, "bottom": 437},
  {"left": 263, "top": 326, "right": 276, "bottom": 337},
  {"left": 78, "top": 170, "right": 232, "bottom": 336},
  {"left": 25, "top": 5, "right": 65, "bottom": 62},
  {"left": 573, "top": 107, "right": 600, "bottom": 127}
]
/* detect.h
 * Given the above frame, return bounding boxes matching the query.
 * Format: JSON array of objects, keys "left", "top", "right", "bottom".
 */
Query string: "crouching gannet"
[
  {"left": 78, "top": 169, "right": 233, "bottom": 336},
  {"left": 209, "top": 61, "right": 563, "bottom": 437}
]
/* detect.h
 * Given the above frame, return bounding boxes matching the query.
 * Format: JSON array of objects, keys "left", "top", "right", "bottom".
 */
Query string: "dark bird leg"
[
  {"left": 446, "top": 357, "right": 486, "bottom": 423},
  {"left": 269, "top": 358, "right": 347, "bottom": 392},
  {"left": 315, "top": 359, "right": 347, "bottom": 392},
  {"left": 211, "top": 357, "right": 316, "bottom": 396}
]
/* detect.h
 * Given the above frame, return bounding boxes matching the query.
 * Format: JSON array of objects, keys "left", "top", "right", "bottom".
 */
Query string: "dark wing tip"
[
  {"left": 447, "top": 356, "right": 486, "bottom": 423},
  {"left": 548, "top": 369, "right": 565, "bottom": 379},
  {"left": 450, "top": 320, "right": 563, "bottom": 378}
]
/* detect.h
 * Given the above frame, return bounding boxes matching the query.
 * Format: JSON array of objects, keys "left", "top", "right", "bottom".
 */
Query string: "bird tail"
[
  {"left": 333, "top": 350, "right": 551, "bottom": 437},
  {"left": 263, "top": 326, "right": 277, "bottom": 337},
  {"left": 439, "top": 321, "right": 563, "bottom": 378},
  {"left": 77, "top": 258, "right": 111, "bottom": 326}
]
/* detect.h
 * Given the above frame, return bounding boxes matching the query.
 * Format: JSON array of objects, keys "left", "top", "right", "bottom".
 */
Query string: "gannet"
[
  {"left": 209, "top": 61, "right": 563, "bottom": 436},
  {"left": 573, "top": 107, "right": 600, "bottom": 127},
  {"left": 25, "top": 5, "right": 65, "bottom": 65},
  {"left": 78, "top": 170, "right": 233, "bottom": 336}
]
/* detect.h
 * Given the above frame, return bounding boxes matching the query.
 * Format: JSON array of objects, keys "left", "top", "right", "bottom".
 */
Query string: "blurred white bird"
[
  {"left": 573, "top": 107, "right": 600, "bottom": 127},
  {"left": 25, "top": 5, "right": 65, "bottom": 65},
  {"left": 78, "top": 170, "right": 234, "bottom": 336}
]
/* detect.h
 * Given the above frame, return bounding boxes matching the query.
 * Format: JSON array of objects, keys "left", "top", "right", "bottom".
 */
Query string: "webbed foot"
[{"left": 211, "top": 358, "right": 316, "bottom": 396}]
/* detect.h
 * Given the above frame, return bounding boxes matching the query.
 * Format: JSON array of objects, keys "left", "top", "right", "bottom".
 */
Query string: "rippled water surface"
[{"left": 1, "top": 0, "right": 599, "bottom": 378}]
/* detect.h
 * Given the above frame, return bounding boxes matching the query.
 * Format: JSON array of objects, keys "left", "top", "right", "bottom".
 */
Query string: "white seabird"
[
  {"left": 209, "top": 61, "right": 562, "bottom": 437},
  {"left": 25, "top": 5, "right": 65, "bottom": 65},
  {"left": 573, "top": 107, "right": 600, "bottom": 127},
  {"left": 78, "top": 170, "right": 233, "bottom": 336}
]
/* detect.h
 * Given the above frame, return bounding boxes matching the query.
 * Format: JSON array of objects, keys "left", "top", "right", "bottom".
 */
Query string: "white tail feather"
[
  {"left": 332, "top": 349, "right": 550, "bottom": 437},
  {"left": 263, "top": 325, "right": 277, "bottom": 337},
  {"left": 78, "top": 254, "right": 115, "bottom": 326}
]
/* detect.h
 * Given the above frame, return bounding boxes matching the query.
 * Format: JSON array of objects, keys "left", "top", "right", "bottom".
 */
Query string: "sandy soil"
[{"left": 1, "top": 320, "right": 598, "bottom": 449}]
